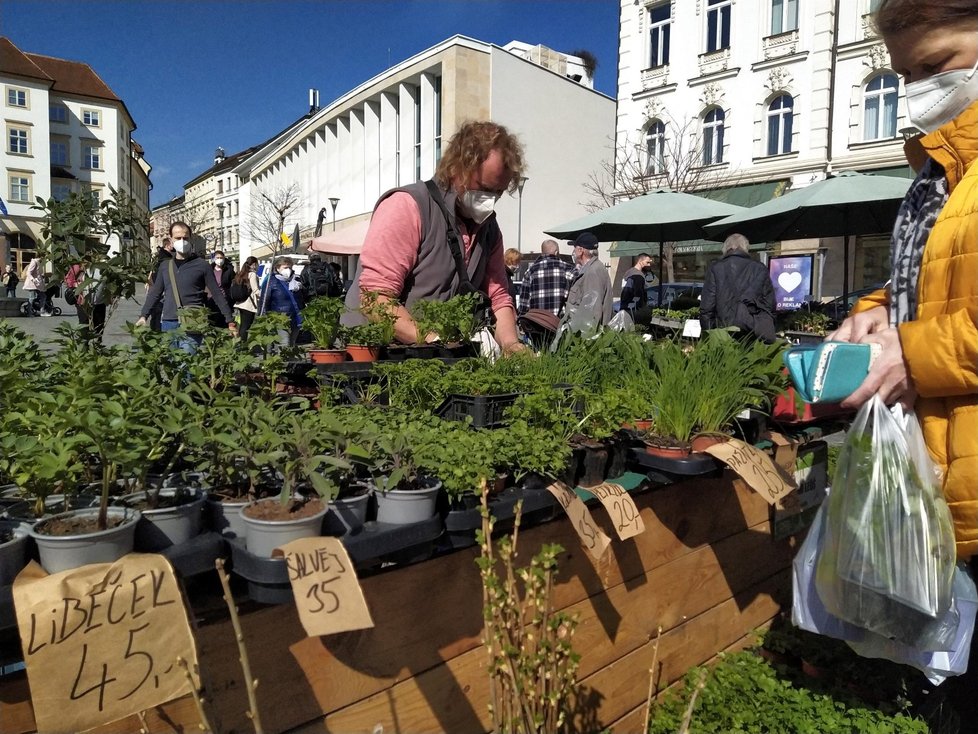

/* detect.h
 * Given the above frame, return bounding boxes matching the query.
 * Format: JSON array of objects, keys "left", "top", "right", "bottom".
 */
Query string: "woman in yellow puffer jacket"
[{"left": 832, "top": 0, "right": 978, "bottom": 562}]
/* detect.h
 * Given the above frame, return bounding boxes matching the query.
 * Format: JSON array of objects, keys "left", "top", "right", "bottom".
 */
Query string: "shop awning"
[{"left": 609, "top": 180, "right": 787, "bottom": 256}]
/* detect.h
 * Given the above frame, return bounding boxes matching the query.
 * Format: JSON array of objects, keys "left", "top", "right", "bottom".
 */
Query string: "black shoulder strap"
[{"left": 424, "top": 180, "right": 485, "bottom": 297}]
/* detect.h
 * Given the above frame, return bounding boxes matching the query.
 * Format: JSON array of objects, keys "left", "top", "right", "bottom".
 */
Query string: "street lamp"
[
  {"left": 216, "top": 202, "right": 225, "bottom": 251},
  {"left": 516, "top": 177, "right": 528, "bottom": 254},
  {"left": 328, "top": 197, "right": 340, "bottom": 231}
]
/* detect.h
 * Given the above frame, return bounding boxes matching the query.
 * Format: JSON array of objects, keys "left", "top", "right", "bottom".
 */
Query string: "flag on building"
[
  {"left": 280, "top": 230, "right": 292, "bottom": 247},
  {"left": 0, "top": 196, "right": 8, "bottom": 216}
]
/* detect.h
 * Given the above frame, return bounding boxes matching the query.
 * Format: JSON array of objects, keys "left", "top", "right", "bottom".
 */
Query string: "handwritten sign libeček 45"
[
  {"left": 275, "top": 537, "right": 374, "bottom": 638},
  {"left": 13, "top": 555, "right": 199, "bottom": 734}
]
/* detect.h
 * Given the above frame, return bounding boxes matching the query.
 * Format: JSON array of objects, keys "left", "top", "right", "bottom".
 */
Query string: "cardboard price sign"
[
  {"left": 13, "top": 555, "right": 199, "bottom": 734},
  {"left": 704, "top": 438, "right": 797, "bottom": 505},
  {"left": 547, "top": 482, "right": 611, "bottom": 560},
  {"left": 586, "top": 482, "right": 645, "bottom": 540},
  {"left": 275, "top": 537, "right": 374, "bottom": 638}
]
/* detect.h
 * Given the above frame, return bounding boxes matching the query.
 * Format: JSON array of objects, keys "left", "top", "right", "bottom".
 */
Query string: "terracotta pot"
[
  {"left": 643, "top": 441, "right": 691, "bottom": 458},
  {"left": 690, "top": 433, "right": 731, "bottom": 453},
  {"left": 622, "top": 419, "right": 654, "bottom": 432},
  {"left": 346, "top": 344, "right": 381, "bottom": 362},
  {"left": 309, "top": 348, "right": 347, "bottom": 364}
]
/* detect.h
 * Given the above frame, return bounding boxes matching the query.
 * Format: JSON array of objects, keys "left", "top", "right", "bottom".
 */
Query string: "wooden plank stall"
[{"left": 1, "top": 470, "right": 795, "bottom": 734}]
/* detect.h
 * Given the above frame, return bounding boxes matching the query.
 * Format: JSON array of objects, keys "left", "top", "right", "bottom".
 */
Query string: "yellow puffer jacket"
[{"left": 854, "top": 102, "right": 978, "bottom": 559}]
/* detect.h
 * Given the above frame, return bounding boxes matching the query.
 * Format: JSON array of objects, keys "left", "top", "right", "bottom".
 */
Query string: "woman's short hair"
[
  {"left": 504, "top": 248, "right": 521, "bottom": 269},
  {"left": 874, "top": 0, "right": 978, "bottom": 36},
  {"left": 273, "top": 257, "right": 294, "bottom": 269},
  {"left": 435, "top": 121, "right": 526, "bottom": 194}
]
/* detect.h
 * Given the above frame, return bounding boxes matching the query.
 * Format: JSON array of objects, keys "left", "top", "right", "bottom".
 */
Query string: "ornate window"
[
  {"left": 706, "top": 0, "right": 732, "bottom": 53},
  {"left": 771, "top": 0, "right": 798, "bottom": 35},
  {"left": 645, "top": 120, "right": 666, "bottom": 175},
  {"left": 648, "top": 3, "right": 671, "bottom": 69},
  {"left": 767, "top": 94, "right": 794, "bottom": 155},
  {"left": 863, "top": 73, "right": 899, "bottom": 140},
  {"left": 702, "top": 107, "right": 725, "bottom": 165}
]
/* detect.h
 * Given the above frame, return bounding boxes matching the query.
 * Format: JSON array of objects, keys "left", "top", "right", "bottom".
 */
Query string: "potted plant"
[
  {"left": 364, "top": 415, "right": 442, "bottom": 525},
  {"left": 410, "top": 292, "right": 481, "bottom": 356},
  {"left": 240, "top": 410, "right": 350, "bottom": 557},
  {"left": 302, "top": 296, "right": 346, "bottom": 363},
  {"left": 345, "top": 291, "right": 396, "bottom": 361}
]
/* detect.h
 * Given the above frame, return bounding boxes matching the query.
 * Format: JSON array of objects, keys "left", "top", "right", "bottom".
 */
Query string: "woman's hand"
[
  {"left": 134, "top": 316, "right": 147, "bottom": 328},
  {"left": 826, "top": 305, "right": 888, "bottom": 343},
  {"left": 840, "top": 326, "right": 916, "bottom": 410}
]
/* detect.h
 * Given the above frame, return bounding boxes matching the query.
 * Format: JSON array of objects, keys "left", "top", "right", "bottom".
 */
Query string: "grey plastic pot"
[
  {"left": 372, "top": 479, "right": 442, "bottom": 525},
  {"left": 241, "top": 498, "right": 329, "bottom": 558},
  {"left": 119, "top": 488, "right": 205, "bottom": 551},
  {"left": 28, "top": 507, "right": 140, "bottom": 574},
  {"left": 207, "top": 495, "right": 251, "bottom": 539},
  {"left": 0, "top": 520, "right": 31, "bottom": 585},
  {"left": 324, "top": 490, "right": 370, "bottom": 535}
]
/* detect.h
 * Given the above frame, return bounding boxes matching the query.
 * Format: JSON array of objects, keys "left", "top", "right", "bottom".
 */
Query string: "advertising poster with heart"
[{"left": 769, "top": 255, "right": 813, "bottom": 311}]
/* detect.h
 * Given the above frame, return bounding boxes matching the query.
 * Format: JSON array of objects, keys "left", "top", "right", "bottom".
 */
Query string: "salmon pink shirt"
[{"left": 358, "top": 192, "right": 515, "bottom": 316}]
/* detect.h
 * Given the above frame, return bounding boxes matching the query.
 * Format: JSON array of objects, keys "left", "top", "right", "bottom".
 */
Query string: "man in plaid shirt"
[{"left": 517, "top": 240, "right": 575, "bottom": 317}]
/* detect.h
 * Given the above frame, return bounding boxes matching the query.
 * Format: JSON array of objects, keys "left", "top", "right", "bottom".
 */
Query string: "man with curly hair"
[{"left": 342, "top": 120, "right": 527, "bottom": 354}]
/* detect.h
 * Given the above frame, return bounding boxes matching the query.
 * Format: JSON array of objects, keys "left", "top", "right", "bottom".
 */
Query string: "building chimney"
[
  {"left": 214, "top": 147, "right": 226, "bottom": 165},
  {"left": 309, "top": 88, "right": 320, "bottom": 113}
]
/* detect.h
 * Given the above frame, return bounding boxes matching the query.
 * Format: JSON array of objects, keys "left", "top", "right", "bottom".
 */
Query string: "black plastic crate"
[{"left": 436, "top": 392, "right": 520, "bottom": 428}]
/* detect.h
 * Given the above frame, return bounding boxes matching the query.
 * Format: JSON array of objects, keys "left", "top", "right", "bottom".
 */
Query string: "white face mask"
[
  {"left": 906, "top": 54, "right": 978, "bottom": 133},
  {"left": 172, "top": 238, "right": 190, "bottom": 255},
  {"left": 214, "top": 257, "right": 225, "bottom": 267},
  {"left": 460, "top": 190, "right": 500, "bottom": 224},
  {"left": 278, "top": 268, "right": 292, "bottom": 279}
]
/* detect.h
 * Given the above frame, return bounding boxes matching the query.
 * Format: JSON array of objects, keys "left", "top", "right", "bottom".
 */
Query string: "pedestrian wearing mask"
[
  {"left": 207, "top": 249, "right": 236, "bottom": 327},
  {"left": 258, "top": 256, "right": 303, "bottom": 345},
  {"left": 831, "top": 1, "right": 978, "bottom": 714},
  {"left": 619, "top": 253, "right": 654, "bottom": 313},
  {"left": 135, "top": 221, "right": 236, "bottom": 346},
  {"left": 231, "top": 256, "right": 260, "bottom": 341}
]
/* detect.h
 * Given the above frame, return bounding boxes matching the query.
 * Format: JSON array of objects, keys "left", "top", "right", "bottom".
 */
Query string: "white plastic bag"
[
  {"left": 608, "top": 309, "right": 634, "bottom": 333},
  {"left": 815, "top": 396, "right": 956, "bottom": 648},
  {"left": 847, "top": 565, "right": 978, "bottom": 685}
]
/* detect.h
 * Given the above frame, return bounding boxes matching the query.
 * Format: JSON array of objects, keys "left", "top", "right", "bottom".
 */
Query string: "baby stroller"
[{"left": 517, "top": 308, "right": 560, "bottom": 352}]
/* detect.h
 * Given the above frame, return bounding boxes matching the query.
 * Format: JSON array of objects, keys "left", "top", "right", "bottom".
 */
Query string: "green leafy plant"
[
  {"left": 410, "top": 292, "right": 481, "bottom": 344},
  {"left": 349, "top": 290, "right": 396, "bottom": 345},
  {"left": 302, "top": 296, "right": 345, "bottom": 349}
]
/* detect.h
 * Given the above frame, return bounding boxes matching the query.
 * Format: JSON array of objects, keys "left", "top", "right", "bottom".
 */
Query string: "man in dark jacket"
[
  {"left": 147, "top": 238, "right": 172, "bottom": 331},
  {"left": 299, "top": 253, "right": 341, "bottom": 304},
  {"left": 699, "top": 234, "right": 776, "bottom": 342},
  {"left": 619, "top": 253, "right": 653, "bottom": 313}
]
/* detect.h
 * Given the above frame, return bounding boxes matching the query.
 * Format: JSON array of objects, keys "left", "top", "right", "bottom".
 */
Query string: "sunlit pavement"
[{"left": 2, "top": 287, "right": 145, "bottom": 350}]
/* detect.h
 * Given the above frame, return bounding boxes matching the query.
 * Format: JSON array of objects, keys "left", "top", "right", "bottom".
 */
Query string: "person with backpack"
[
  {"left": 230, "top": 256, "right": 260, "bottom": 341},
  {"left": 299, "top": 253, "right": 341, "bottom": 303}
]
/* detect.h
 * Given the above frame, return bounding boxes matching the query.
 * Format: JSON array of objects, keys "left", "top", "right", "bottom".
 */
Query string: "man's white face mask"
[
  {"left": 460, "top": 190, "right": 500, "bottom": 224},
  {"left": 172, "top": 238, "right": 190, "bottom": 255}
]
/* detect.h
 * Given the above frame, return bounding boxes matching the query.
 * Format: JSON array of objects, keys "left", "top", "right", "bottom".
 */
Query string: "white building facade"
[
  {"left": 617, "top": 0, "right": 906, "bottom": 297},
  {"left": 232, "top": 35, "right": 615, "bottom": 269},
  {"left": 0, "top": 37, "right": 148, "bottom": 271}
]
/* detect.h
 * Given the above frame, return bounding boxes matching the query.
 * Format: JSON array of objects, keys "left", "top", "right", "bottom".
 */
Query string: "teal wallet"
[{"left": 783, "top": 341, "right": 882, "bottom": 404}]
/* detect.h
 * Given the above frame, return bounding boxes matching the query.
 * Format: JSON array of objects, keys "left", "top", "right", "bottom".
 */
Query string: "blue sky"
[{"left": 0, "top": 0, "right": 619, "bottom": 207}]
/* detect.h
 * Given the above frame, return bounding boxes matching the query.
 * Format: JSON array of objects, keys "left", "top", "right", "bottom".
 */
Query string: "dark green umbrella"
[
  {"left": 703, "top": 171, "right": 911, "bottom": 303},
  {"left": 544, "top": 189, "right": 745, "bottom": 301}
]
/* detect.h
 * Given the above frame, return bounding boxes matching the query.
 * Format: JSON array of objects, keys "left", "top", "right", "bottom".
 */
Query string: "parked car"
[
  {"left": 646, "top": 282, "right": 704, "bottom": 310},
  {"left": 816, "top": 284, "right": 884, "bottom": 323}
]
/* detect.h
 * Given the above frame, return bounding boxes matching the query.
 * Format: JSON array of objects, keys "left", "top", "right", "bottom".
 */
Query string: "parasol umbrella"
[
  {"left": 544, "top": 188, "right": 746, "bottom": 303},
  {"left": 703, "top": 171, "right": 911, "bottom": 303},
  {"left": 308, "top": 219, "right": 372, "bottom": 256}
]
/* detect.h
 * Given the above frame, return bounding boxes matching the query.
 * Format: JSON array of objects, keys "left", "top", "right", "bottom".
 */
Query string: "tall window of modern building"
[
  {"left": 706, "top": 0, "right": 732, "bottom": 53},
  {"left": 392, "top": 97, "right": 401, "bottom": 187},
  {"left": 863, "top": 73, "right": 899, "bottom": 140},
  {"left": 647, "top": 3, "right": 671, "bottom": 68},
  {"left": 771, "top": 0, "right": 799, "bottom": 35},
  {"left": 702, "top": 108, "right": 725, "bottom": 165},
  {"left": 434, "top": 76, "right": 442, "bottom": 163},
  {"left": 8, "top": 127, "right": 28, "bottom": 154},
  {"left": 50, "top": 139, "right": 69, "bottom": 166},
  {"left": 413, "top": 85, "right": 422, "bottom": 182},
  {"left": 767, "top": 94, "right": 794, "bottom": 155},
  {"left": 9, "top": 174, "right": 30, "bottom": 202},
  {"left": 645, "top": 120, "right": 666, "bottom": 175}
]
